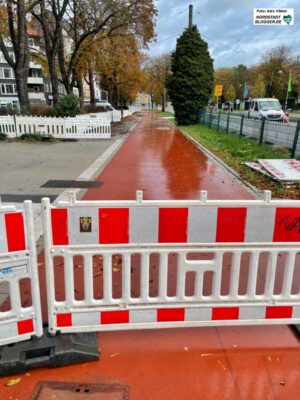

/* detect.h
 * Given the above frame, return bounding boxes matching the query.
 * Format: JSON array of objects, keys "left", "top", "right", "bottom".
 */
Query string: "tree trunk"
[
  {"left": 162, "top": 95, "right": 166, "bottom": 112},
  {"left": 57, "top": 26, "right": 72, "bottom": 94},
  {"left": 48, "top": 56, "right": 59, "bottom": 105},
  {"left": 88, "top": 65, "right": 96, "bottom": 105},
  {"left": 15, "top": 68, "right": 30, "bottom": 114},
  {"left": 111, "top": 86, "right": 118, "bottom": 108},
  {"left": 77, "top": 77, "right": 84, "bottom": 107}
]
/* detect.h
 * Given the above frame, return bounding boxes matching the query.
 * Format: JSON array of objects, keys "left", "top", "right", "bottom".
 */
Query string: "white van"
[{"left": 247, "top": 98, "right": 288, "bottom": 122}]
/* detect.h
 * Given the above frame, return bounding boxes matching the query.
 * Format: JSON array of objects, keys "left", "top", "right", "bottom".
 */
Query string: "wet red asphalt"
[
  {"left": 84, "top": 112, "right": 253, "bottom": 201},
  {"left": 1, "top": 112, "right": 300, "bottom": 400}
]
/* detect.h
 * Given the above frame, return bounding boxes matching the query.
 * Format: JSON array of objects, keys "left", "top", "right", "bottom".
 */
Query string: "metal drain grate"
[
  {"left": 41, "top": 180, "right": 102, "bottom": 189},
  {"left": 32, "top": 381, "right": 130, "bottom": 399}
]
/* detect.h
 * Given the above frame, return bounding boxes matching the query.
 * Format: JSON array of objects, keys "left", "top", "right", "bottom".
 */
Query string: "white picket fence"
[
  {"left": 123, "top": 107, "right": 141, "bottom": 118},
  {"left": 0, "top": 107, "right": 142, "bottom": 140},
  {"left": 0, "top": 114, "right": 111, "bottom": 139}
]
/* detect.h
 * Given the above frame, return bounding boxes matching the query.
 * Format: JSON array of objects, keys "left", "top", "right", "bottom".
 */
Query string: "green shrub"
[
  {"left": 31, "top": 104, "right": 53, "bottom": 117},
  {"left": 0, "top": 133, "right": 7, "bottom": 141},
  {"left": 82, "top": 104, "right": 107, "bottom": 114},
  {"left": 53, "top": 94, "right": 81, "bottom": 117},
  {"left": 20, "top": 133, "right": 43, "bottom": 142}
]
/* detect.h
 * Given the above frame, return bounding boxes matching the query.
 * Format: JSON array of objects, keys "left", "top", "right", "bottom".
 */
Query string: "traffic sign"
[{"left": 214, "top": 85, "right": 223, "bottom": 97}]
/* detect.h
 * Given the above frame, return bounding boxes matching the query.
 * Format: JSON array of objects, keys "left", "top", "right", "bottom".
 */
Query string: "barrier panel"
[
  {"left": 0, "top": 201, "right": 43, "bottom": 346},
  {"left": 0, "top": 115, "right": 112, "bottom": 139},
  {"left": 42, "top": 191, "right": 300, "bottom": 335}
]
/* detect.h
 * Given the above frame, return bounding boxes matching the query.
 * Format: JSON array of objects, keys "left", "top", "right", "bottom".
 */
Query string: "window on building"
[
  {"left": 0, "top": 68, "right": 13, "bottom": 79},
  {"left": 4, "top": 68, "right": 12, "bottom": 79},
  {"left": 6, "top": 84, "right": 14, "bottom": 94},
  {"left": 8, "top": 52, "right": 15, "bottom": 62},
  {"left": 0, "top": 52, "right": 15, "bottom": 63},
  {"left": 0, "top": 84, "right": 17, "bottom": 94}
]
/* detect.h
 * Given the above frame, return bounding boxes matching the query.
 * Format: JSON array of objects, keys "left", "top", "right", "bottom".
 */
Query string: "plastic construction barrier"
[
  {"left": 42, "top": 191, "right": 300, "bottom": 335},
  {"left": 0, "top": 201, "right": 43, "bottom": 346}
]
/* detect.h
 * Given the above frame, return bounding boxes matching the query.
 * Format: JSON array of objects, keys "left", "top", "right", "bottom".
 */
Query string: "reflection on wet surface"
[{"left": 84, "top": 112, "right": 253, "bottom": 200}]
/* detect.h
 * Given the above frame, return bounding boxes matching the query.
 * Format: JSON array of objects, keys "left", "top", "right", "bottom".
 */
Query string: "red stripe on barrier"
[
  {"left": 101, "top": 311, "right": 129, "bottom": 324},
  {"left": 273, "top": 208, "right": 300, "bottom": 242},
  {"left": 157, "top": 308, "right": 185, "bottom": 322},
  {"left": 17, "top": 319, "right": 34, "bottom": 335},
  {"left": 51, "top": 209, "right": 69, "bottom": 245},
  {"left": 99, "top": 208, "right": 129, "bottom": 244},
  {"left": 158, "top": 208, "right": 188, "bottom": 243},
  {"left": 216, "top": 208, "right": 247, "bottom": 243},
  {"left": 265, "top": 306, "right": 293, "bottom": 319},
  {"left": 5, "top": 213, "right": 26, "bottom": 252},
  {"left": 57, "top": 313, "right": 72, "bottom": 327},
  {"left": 212, "top": 307, "right": 239, "bottom": 320}
]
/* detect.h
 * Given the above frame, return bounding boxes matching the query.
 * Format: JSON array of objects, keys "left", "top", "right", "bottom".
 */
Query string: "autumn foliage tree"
[
  {"left": 95, "top": 35, "right": 145, "bottom": 106},
  {"left": 143, "top": 54, "right": 171, "bottom": 111},
  {"left": 60, "top": 0, "right": 156, "bottom": 98}
]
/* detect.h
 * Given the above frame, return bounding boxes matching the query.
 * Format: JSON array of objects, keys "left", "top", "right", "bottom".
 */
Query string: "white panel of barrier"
[
  {"left": 42, "top": 191, "right": 300, "bottom": 335},
  {"left": 0, "top": 201, "right": 43, "bottom": 346}
]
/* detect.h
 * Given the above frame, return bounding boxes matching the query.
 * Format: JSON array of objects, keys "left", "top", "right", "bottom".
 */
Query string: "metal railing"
[{"left": 199, "top": 110, "right": 300, "bottom": 157}]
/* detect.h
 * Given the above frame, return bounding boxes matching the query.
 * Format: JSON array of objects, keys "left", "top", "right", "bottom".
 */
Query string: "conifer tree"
[{"left": 167, "top": 26, "right": 213, "bottom": 125}]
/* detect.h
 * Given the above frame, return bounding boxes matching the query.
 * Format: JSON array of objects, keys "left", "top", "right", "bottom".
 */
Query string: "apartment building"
[
  {"left": 0, "top": 49, "right": 18, "bottom": 107},
  {"left": 0, "top": 25, "right": 105, "bottom": 108},
  {"left": 0, "top": 27, "right": 65, "bottom": 108}
]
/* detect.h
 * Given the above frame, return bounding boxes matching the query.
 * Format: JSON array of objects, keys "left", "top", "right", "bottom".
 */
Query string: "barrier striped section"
[
  {"left": 0, "top": 319, "right": 35, "bottom": 341},
  {"left": 50, "top": 204, "right": 300, "bottom": 246},
  {"left": 0, "top": 211, "right": 27, "bottom": 253},
  {"left": 54, "top": 305, "right": 300, "bottom": 331}
]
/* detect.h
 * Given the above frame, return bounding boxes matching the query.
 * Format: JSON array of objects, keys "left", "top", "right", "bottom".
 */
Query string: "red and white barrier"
[
  {"left": 56, "top": 303, "right": 300, "bottom": 332},
  {"left": 0, "top": 202, "right": 43, "bottom": 346},
  {"left": 48, "top": 191, "right": 300, "bottom": 246},
  {"left": 42, "top": 191, "right": 300, "bottom": 335}
]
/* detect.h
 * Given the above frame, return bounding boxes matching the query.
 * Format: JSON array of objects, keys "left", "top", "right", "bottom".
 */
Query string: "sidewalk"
[{"left": 1, "top": 112, "right": 299, "bottom": 400}]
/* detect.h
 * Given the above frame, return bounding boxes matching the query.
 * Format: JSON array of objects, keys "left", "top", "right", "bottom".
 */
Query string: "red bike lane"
[{"left": 1, "top": 112, "right": 299, "bottom": 400}]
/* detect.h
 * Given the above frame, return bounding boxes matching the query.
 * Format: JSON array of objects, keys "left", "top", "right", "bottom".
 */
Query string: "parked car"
[{"left": 246, "top": 98, "right": 288, "bottom": 123}]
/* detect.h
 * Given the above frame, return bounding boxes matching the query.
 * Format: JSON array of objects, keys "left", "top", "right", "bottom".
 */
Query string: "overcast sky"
[{"left": 148, "top": 0, "right": 300, "bottom": 68}]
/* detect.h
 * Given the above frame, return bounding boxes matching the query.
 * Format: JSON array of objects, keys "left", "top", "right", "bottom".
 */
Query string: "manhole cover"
[
  {"left": 156, "top": 127, "right": 171, "bottom": 131},
  {"left": 32, "top": 382, "right": 129, "bottom": 400}
]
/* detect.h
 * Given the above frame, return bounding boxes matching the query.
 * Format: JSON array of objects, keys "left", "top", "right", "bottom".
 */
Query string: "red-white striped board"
[
  {"left": 49, "top": 205, "right": 300, "bottom": 246},
  {"left": 54, "top": 305, "right": 300, "bottom": 332},
  {"left": 0, "top": 211, "right": 27, "bottom": 254}
]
